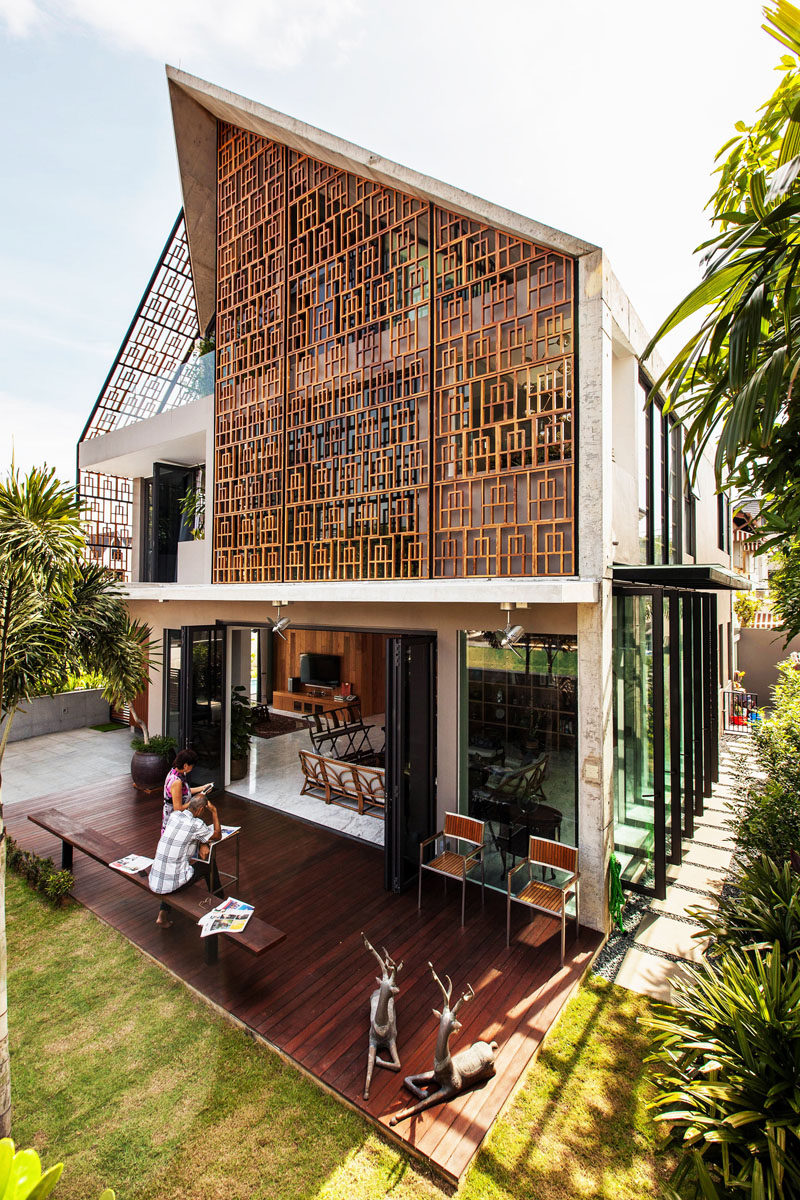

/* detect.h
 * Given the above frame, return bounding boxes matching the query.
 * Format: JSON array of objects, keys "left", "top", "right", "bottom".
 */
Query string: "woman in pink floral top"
[{"left": 162, "top": 749, "right": 209, "bottom": 833}]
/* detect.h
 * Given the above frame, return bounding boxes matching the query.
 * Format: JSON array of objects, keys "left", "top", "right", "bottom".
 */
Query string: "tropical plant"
[
  {"left": 0, "top": 1138, "right": 114, "bottom": 1199},
  {"left": 733, "top": 591, "right": 761, "bottom": 628},
  {"left": 130, "top": 733, "right": 176, "bottom": 758},
  {"left": 230, "top": 685, "right": 255, "bottom": 762},
  {"left": 768, "top": 537, "right": 800, "bottom": 641},
  {"left": 0, "top": 464, "right": 154, "bottom": 1137},
  {"left": 728, "top": 656, "right": 800, "bottom": 864},
  {"left": 178, "top": 482, "right": 205, "bottom": 540},
  {"left": 690, "top": 856, "right": 800, "bottom": 958},
  {"left": 646, "top": 944, "right": 800, "bottom": 1199},
  {"left": 643, "top": 1, "right": 800, "bottom": 600}
]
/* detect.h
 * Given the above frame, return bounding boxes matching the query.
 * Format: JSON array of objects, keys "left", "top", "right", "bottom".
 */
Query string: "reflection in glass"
[
  {"left": 460, "top": 633, "right": 578, "bottom": 893},
  {"left": 163, "top": 630, "right": 181, "bottom": 746},
  {"left": 613, "top": 594, "right": 656, "bottom": 888}
]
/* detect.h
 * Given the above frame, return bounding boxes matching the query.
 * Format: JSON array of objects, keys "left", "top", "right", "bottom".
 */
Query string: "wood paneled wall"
[{"left": 272, "top": 629, "right": 386, "bottom": 715}]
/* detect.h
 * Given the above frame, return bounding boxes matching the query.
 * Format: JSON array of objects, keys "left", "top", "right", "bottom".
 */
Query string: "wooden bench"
[
  {"left": 298, "top": 750, "right": 385, "bottom": 817},
  {"left": 27, "top": 807, "right": 286, "bottom": 966},
  {"left": 302, "top": 705, "right": 383, "bottom": 764}
]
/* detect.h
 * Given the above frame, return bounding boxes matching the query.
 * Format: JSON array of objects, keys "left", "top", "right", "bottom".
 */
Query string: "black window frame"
[{"left": 639, "top": 370, "right": 683, "bottom": 567}]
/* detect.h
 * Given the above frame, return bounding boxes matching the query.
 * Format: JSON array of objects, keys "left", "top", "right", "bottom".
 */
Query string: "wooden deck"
[{"left": 9, "top": 777, "right": 601, "bottom": 1184}]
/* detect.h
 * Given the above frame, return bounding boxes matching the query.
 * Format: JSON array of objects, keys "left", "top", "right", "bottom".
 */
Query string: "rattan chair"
[
  {"left": 506, "top": 835, "right": 579, "bottom": 965},
  {"left": 418, "top": 812, "right": 486, "bottom": 926}
]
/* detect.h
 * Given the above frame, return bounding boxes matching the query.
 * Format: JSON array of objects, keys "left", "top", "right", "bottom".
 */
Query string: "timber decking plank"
[{"left": 8, "top": 777, "right": 600, "bottom": 1184}]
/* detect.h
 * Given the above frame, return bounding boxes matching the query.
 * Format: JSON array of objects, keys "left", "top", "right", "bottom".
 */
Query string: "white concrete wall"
[
  {"left": 576, "top": 249, "right": 615, "bottom": 934},
  {"left": 9, "top": 689, "right": 110, "bottom": 742}
]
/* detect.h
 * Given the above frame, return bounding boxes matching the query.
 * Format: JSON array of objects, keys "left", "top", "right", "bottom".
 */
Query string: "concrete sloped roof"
[{"left": 166, "top": 66, "right": 599, "bottom": 331}]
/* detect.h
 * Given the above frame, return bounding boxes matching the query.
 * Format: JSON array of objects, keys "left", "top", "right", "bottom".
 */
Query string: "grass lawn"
[{"left": 9, "top": 874, "right": 674, "bottom": 1199}]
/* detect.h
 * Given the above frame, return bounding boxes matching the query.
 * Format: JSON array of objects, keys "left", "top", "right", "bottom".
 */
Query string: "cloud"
[
  {"left": 0, "top": 0, "right": 362, "bottom": 69},
  {"left": 0, "top": 0, "right": 42, "bottom": 36}
]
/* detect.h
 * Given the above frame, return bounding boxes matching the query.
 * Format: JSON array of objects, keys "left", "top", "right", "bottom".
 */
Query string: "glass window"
[
  {"left": 652, "top": 409, "right": 664, "bottom": 564},
  {"left": 460, "top": 633, "right": 578, "bottom": 894},
  {"left": 669, "top": 425, "right": 681, "bottom": 563},
  {"left": 637, "top": 378, "right": 649, "bottom": 563},
  {"left": 613, "top": 594, "right": 655, "bottom": 889}
]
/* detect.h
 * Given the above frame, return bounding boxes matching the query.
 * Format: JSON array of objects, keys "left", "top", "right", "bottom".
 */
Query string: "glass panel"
[
  {"left": 652, "top": 412, "right": 664, "bottom": 564},
  {"left": 140, "top": 478, "right": 154, "bottom": 582},
  {"left": 163, "top": 630, "right": 181, "bottom": 745},
  {"left": 637, "top": 379, "right": 649, "bottom": 562},
  {"left": 186, "top": 626, "right": 224, "bottom": 788},
  {"left": 663, "top": 596, "right": 672, "bottom": 860},
  {"left": 669, "top": 424, "right": 681, "bottom": 563},
  {"left": 460, "top": 633, "right": 578, "bottom": 893},
  {"left": 613, "top": 594, "right": 656, "bottom": 889}
]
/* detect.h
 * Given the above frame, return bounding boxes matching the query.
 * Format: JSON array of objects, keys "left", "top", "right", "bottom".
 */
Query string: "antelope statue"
[
  {"left": 389, "top": 962, "right": 498, "bottom": 1125},
  {"left": 362, "top": 933, "right": 403, "bottom": 1100}
]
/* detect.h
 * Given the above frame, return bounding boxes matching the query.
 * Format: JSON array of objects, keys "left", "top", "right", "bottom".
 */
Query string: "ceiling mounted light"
[{"left": 271, "top": 601, "right": 291, "bottom": 640}]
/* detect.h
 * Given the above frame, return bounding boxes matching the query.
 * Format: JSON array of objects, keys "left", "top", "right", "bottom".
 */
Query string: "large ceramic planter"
[
  {"left": 230, "top": 755, "right": 248, "bottom": 781},
  {"left": 131, "top": 750, "right": 172, "bottom": 794}
]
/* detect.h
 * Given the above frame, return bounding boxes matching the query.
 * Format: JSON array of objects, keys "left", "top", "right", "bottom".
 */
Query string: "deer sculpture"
[
  {"left": 389, "top": 962, "right": 498, "bottom": 1125},
  {"left": 362, "top": 933, "right": 403, "bottom": 1100}
]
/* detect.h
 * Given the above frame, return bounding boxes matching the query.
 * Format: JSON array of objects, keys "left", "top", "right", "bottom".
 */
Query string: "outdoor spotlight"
[
  {"left": 500, "top": 623, "right": 525, "bottom": 648},
  {"left": 271, "top": 600, "right": 291, "bottom": 640}
]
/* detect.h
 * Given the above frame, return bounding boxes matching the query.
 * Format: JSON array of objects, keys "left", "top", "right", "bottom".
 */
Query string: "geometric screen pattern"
[
  {"left": 214, "top": 123, "right": 574, "bottom": 581},
  {"left": 79, "top": 214, "right": 201, "bottom": 578}
]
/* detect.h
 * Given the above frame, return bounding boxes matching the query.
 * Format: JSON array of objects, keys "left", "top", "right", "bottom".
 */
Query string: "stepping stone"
[
  {"left": 683, "top": 844, "right": 733, "bottom": 872},
  {"left": 634, "top": 913, "right": 709, "bottom": 963},
  {"left": 615, "top": 945, "right": 694, "bottom": 1003},
  {"left": 666, "top": 863, "right": 725, "bottom": 895},
  {"left": 649, "top": 887, "right": 716, "bottom": 921}
]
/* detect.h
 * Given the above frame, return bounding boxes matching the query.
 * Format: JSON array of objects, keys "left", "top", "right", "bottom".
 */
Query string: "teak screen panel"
[
  {"left": 433, "top": 211, "right": 574, "bottom": 576},
  {"left": 213, "top": 122, "right": 574, "bottom": 582},
  {"left": 214, "top": 127, "right": 286, "bottom": 584}
]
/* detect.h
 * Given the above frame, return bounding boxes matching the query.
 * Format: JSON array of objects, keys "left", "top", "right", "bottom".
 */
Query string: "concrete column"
[{"left": 576, "top": 250, "right": 614, "bottom": 933}]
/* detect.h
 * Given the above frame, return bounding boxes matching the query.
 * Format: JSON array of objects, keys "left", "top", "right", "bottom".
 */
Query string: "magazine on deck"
[
  {"left": 197, "top": 896, "right": 254, "bottom": 937},
  {"left": 110, "top": 854, "right": 153, "bottom": 875}
]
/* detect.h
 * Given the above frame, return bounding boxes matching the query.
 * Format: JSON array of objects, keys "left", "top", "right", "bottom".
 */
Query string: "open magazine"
[
  {"left": 218, "top": 825, "right": 240, "bottom": 841},
  {"left": 197, "top": 896, "right": 254, "bottom": 937},
  {"left": 110, "top": 854, "right": 153, "bottom": 875}
]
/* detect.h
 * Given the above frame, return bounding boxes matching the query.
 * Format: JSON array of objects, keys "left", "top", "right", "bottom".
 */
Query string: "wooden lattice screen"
[
  {"left": 214, "top": 121, "right": 574, "bottom": 582},
  {"left": 79, "top": 214, "right": 200, "bottom": 579}
]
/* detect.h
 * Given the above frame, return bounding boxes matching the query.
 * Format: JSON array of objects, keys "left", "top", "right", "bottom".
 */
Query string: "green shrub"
[
  {"left": 129, "top": 733, "right": 176, "bottom": 757},
  {"left": 690, "top": 857, "right": 800, "bottom": 959},
  {"left": 0, "top": 1137, "right": 114, "bottom": 1199},
  {"left": 42, "top": 870, "right": 74, "bottom": 906},
  {"left": 732, "top": 658, "right": 800, "bottom": 864},
  {"left": 646, "top": 945, "right": 800, "bottom": 1199},
  {"left": 7, "top": 844, "right": 71, "bottom": 906}
]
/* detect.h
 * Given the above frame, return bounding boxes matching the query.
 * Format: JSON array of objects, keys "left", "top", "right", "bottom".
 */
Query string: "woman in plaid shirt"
[{"left": 149, "top": 793, "right": 222, "bottom": 926}]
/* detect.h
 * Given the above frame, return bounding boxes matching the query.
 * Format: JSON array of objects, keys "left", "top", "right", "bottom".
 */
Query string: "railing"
[{"left": 722, "top": 689, "right": 760, "bottom": 733}]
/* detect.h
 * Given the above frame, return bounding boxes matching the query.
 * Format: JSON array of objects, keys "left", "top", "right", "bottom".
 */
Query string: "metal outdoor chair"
[
  {"left": 418, "top": 812, "right": 486, "bottom": 926},
  {"left": 506, "top": 835, "right": 579, "bottom": 965}
]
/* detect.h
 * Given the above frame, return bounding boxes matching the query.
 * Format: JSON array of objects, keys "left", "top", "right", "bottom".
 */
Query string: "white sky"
[{"left": 0, "top": 0, "right": 780, "bottom": 481}]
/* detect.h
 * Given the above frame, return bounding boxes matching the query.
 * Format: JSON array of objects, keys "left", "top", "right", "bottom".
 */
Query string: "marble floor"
[{"left": 226, "top": 712, "right": 385, "bottom": 846}]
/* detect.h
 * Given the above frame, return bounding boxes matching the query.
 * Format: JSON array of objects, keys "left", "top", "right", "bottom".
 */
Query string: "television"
[{"left": 299, "top": 652, "right": 341, "bottom": 688}]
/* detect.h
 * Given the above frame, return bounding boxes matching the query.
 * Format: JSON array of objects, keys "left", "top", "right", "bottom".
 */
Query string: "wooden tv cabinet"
[{"left": 271, "top": 688, "right": 356, "bottom": 716}]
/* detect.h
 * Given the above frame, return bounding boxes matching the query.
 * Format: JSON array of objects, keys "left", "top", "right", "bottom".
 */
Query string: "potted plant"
[
  {"left": 130, "top": 732, "right": 177, "bottom": 793},
  {"left": 230, "top": 685, "right": 255, "bottom": 780}
]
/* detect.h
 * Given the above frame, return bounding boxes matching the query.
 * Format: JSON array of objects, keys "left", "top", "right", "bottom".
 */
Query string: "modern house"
[{"left": 77, "top": 67, "right": 743, "bottom": 934}]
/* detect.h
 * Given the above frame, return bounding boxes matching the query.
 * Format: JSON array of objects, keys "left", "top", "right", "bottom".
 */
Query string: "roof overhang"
[
  {"left": 612, "top": 564, "right": 751, "bottom": 591},
  {"left": 79, "top": 394, "right": 212, "bottom": 478},
  {"left": 166, "top": 66, "right": 600, "bottom": 331}
]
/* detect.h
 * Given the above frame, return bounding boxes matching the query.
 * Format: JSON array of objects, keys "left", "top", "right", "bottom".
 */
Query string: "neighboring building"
[{"left": 78, "top": 68, "right": 743, "bottom": 930}]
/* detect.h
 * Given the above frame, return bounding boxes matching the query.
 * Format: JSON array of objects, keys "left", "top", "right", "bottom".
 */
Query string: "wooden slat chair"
[
  {"left": 355, "top": 763, "right": 385, "bottom": 816},
  {"left": 298, "top": 749, "right": 328, "bottom": 798},
  {"left": 418, "top": 812, "right": 486, "bottom": 926},
  {"left": 506, "top": 836, "right": 579, "bottom": 965},
  {"left": 322, "top": 757, "right": 360, "bottom": 807}
]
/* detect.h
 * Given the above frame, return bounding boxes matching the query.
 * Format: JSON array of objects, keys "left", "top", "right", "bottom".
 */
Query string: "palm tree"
[
  {"left": 644, "top": 0, "right": 800, "bottom": 549},
  {"left": 0, "top": 465, "right": 152, "bottom": 1137}
]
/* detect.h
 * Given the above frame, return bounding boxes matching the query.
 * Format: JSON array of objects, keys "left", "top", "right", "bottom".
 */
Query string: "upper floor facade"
[{"left": 78, "top": 68, "right": 733, "bottom": 598}]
